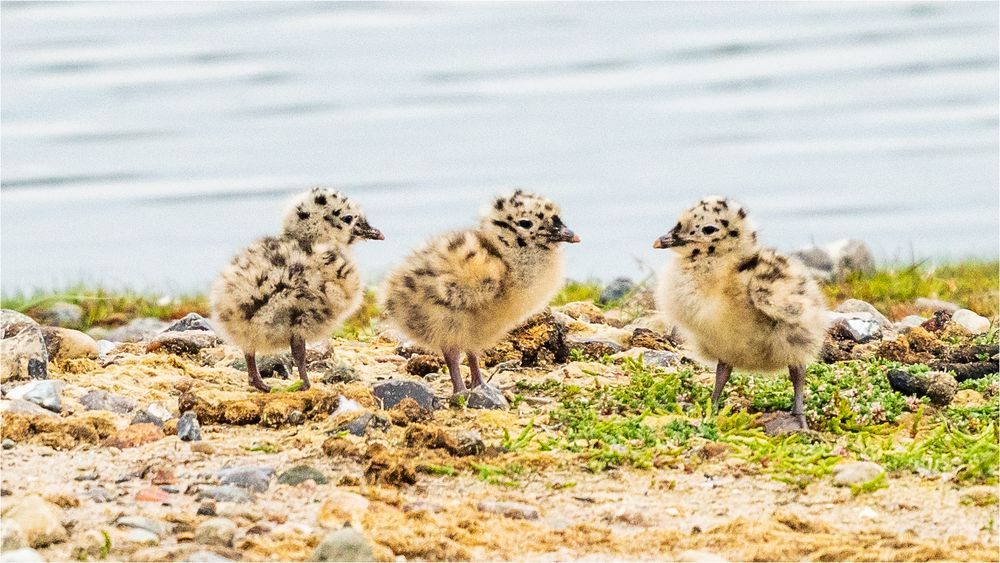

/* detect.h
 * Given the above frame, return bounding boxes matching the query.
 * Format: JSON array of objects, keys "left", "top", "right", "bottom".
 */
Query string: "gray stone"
[
  {"left": 1, "top": 548, "right": 45, "bottom": 562},
  {"left": 215, "top": 466, "right": 274, "bottom": 492},
  {"left": 37, "top": 302, "right": 84, "bottom": 327},
  {"left": 74, "top": 472, "right": 98, "bottom": 481},
  {"left": 96, "top": 340, "right": 116, "bottom": 356},
  {"left": 79, "top": 390, "right": 137, "bottom": 414},
  {"left": 613, "top": 347, "right": 680, "bottom": 369},
  {"left": 913, "top": 297, "right": 960, "bottom": 313},
  {"left": 277, "top": 465, "right": 328, "bottom": 486},
  {"left": 106, "top": 317, "right": 169, "bottom": 343},
  {"left": 177, "top": 411, "right": 202, "bottom": 441},
  {"left": 196, "top": 486, "right": 252, "bottom": 504},
  {"left": 456, "top": 430, "right": 486, "bottom": 456},
  {"left": 832, "top": 461, "right": 884, "bottom": 486},
  {"left": 835, "top": 299, "right": 891, "bottom": 328},
  {"left": 194, "top": 518, "right": 236, "bottom": 547},
  {"left": 567, "top": 337, "right": 623, "bottom": 358},
  {"left": 7, "top": 380, "right": 63, "bottom": 412},
  {"left": 791, "top": 246, "right": 835, "bottom": 274},
  {"left": 312, "top": 527, "right": 374, "bottom": 562},
  {"left": 131, "top": 410, "right": 164, "bottom": 427},
  {"left": 2, "top": 438, "right": 15, "bottom": 450},
  {"left": 339, "top": 412, "right": 373, "bottom": 437},
  {"left": 476, "top": 500, "right": 540, "bottom": 520},
  {"left": 3, "top": 496, "right": 68, "bottom": 548},
  {"left": 453, "top": 384, "right": 509, "bottom": 410},
  {"left": 122, "top": 528, "right": 160, "bottom": 546},
  {"left": 187, "top": 550, "right": 235, "bottom": 562},
  {"left": 951, "top": 309, "right": 990, "bottom": 334},
  {"left": 319, "top": 364, "right": 358, "bottom": 384},
  {"left": 830, "top": 316, "right": 881, "bottom": 343},
  {"left": 146, "top": 330, "right": 221, "bottom": 355},
  {"left": 373, "top": 380, "right": 437, "bottom": 411},
  {"left": 896, "top": 315, "right": 928, "bottom": 330},
  {"left": 0, "top": 310, "right": 49, "bottom": 383},
  {"left": 85, "top": 487, "right": 115, "bottom": 503},
  {"left": 163, "top": 313, "right": 214, "bottom": 333},
  {"left": 600, "top": 277, "right": 637, "bottom": 305},
  {"left": 147, "top": 402, "right": 173, "bottom": 422},
  {"left": 0, "top": 399, "right": 57, "bottom": 418},
  {"left": 115, "top": 515, "right": 169, "bottom": 537}
]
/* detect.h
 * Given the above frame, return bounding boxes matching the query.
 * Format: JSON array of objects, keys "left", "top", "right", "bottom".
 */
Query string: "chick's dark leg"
[
  {"left": 245, "top": 351, "right": 271, "bottom": 392},
  {"left": 290, "top": 336, "right": 311, "bottom": 391},
  {"left": 467, "top": 352, "right": 484, "bottom": 387},
  {"left": 711, "top": 361, "right": 732, "bottom": 412},
  {"left": 443, "top": 348, "right": 466, "bottom": 393},
  {"left": 788, "top": 364, "right": 808, "bottom": 429}
]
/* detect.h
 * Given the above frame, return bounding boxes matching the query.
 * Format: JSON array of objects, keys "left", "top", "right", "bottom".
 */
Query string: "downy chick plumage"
[
  {"left": 382, "top": 190, "right": 579, "bottom": 393},
  {"left": 654, "top": 196, "right": 826, "bottom": 429},
  {"left": 211, "top": 187, "right": 383, "bottom": 391}
]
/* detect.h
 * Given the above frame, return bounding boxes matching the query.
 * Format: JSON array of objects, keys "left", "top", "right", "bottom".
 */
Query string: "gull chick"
[
  {"left": 382, "top": 190, "right": 579, "bottom": 394},
  {"left": 654, "top": 197, "right": 826, "bottom": 429},
  {"left": 210, "top": 187, "right": 384, "bottom": 391}
]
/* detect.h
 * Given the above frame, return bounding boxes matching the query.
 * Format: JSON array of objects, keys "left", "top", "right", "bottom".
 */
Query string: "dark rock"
[
  {"left": 0, "top": 310, "right": 49, "bottom": 383},
  {"left": 921, "top": 310, "right": 952, "bottom": 333},
  {"left": 567, "top": 337, "right": 623, "bottom": 358},
  {"left": 287, "top": 410, "right": 305, "bottom": 425},
  {"left": 318, "top": 364, "right": 357, "bottom": 384},
  {"left": 2, "top": 438, "right": 14, "bottom": 450},
  {"left": 482, "top": 309, "right": 568, "bottom": 367},
  {"left": 456, "top": 430, "right": 485, "bottom": 456},
  {"left": 627, "top": 328, "right": 674, "bottom": 351},
  {"left": 146, "top": 330, "right": 221, "bottom": 356},
  {"left": 405, "top": 354, "right": 443, "bottom": 377},
  {"left": 887, "top": 369, "right": 957, "bottom": 406},
  {"left": 452, "top": 383, "right": 509, "bottom": 410},
  {"left": 80, "top": 390, "right": 137, "bottom": 414},
  {"left": 197, "top": 501, "right": 217, "bottom": 516},
  {"left": 312, "top": 526, "right": 374, "bottom": 562},
  {"left": 196, "top": 486, "right": 252, "bottom": 504},
  {"left": 231, "top": 354, "right": 291, "bottom": 379},
  {"left": 928, "top": 362, "right": 999, "bottom": 383},
  {"left": 215, "top": 466, "right": 274, "bottom": 492},
  {"left": 373, "top": 380, "right": 438, "bottom": 411},
  {"left": 163, "top": 313, "right": 213, "bottom": 333},
  {"left": 600, "top": 277, "right": 637, "bottom": 305},
  {"left": 339, "top": 412, "right": 374, "bottom": 437},
  {"left": 277, "top": 465, "right": 328, "bottom": 486},
  {"left": 131, "top": 410, "right": 165, "bottom": 427},
  {"left": 177, "top": 411, "right": 202, "bottom": 441}
]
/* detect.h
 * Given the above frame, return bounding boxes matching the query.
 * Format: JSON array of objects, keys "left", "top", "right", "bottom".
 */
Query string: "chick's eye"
[
  {"left": 517, "top": 219, "right": 533, "bottom": 229},
  {"left": 342, "top": 215, "right": 354, "bottom": 224},
  {"left": 702, "top": 226, "right": 719, "bottom": 235}
]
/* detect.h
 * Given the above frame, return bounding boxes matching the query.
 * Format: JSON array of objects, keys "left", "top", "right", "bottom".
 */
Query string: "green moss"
[{"left": 550, "top": 279, "right": 603, "bottom": 306}]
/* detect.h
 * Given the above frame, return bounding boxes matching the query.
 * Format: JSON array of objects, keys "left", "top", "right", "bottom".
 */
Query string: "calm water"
[{"left": 2, "top": 1, "right": 998, "bottom": 293}]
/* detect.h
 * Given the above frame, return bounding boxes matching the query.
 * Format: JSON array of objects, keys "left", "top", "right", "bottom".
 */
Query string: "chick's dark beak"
[
  {"left": 653, "top": 224, "right": 685, "bottom": 249},
  {"left": 353, "top": 219, "right": 384, "bottom": 241},
  {"left": 552, "top": 226, "right": 580, "bottom": 243}
]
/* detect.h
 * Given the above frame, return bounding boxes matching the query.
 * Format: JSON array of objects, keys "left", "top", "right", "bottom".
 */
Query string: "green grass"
[{"left": 550, "top": 279, "right": 603, "bottom": 306}]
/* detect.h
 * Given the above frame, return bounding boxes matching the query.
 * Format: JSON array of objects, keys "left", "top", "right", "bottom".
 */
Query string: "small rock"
[
  {"left": 177, "top": 411, "right": 202, "bottom": 441},
  {"left": 36, "top": 302, "right": 84, "bottom": 327},
  {"left": 103, "top": 423, "right": 165, "bottom": 449},
  {"left": 146, "top": 402, "right": 173, "bottom": 421},
  {"left": 600, "top": 277, "right": 636, "bottom": 305},
  {"left": 106, "top": 317, "right": 169, "bottom": 342},
  {"left": 830, "top": 315, "right": 881, "bottom": 343},
  {"left": 951, "top": 309, "right": 990, "bottom": 334},
  {"left": 1, "top": 519, "right": 27, "bottom": 551},
  {"left": 920, "top": 310, "right": 953, "bottom": 333},
  {"left": 194, "top": 518, "right": 236, "bottom": 547},
  {"left": 115, "top": 515, "right": 169, "bottom": 537},
  {"left": 627, "top": 327, "right": 674, "bottom": 351},
  {"left": 613, "top": 347, "right": 680, "bottom": 369},
  {"left": 41, "top": 327, "right": 99, "bottom": 361},
  {"left": 405, "top": 354, "right": 444, "bottom": 377},
  {"left": 312, "top": 526, "right": 374, "bottom": 562},
  {"left": 0, "top": 310, "right": 49, "bottom": 383},
  {"left": 886, "top": 369, "right": 957, "bottom": 406},
  {"left": 146, "top": 330, "right": 221, "bottom": 356},
  {"left": 554, "top": 301, "right": 606, "bottom": 324},
  {"left": 951, "top": 389, "right": 985, "bottom": 408},
  {"left": 896, "top": 315, "right": 928, "bottom": 330},
  {"left": 96, "top": 339, "right": 116, "bottom": 356},
  {"left": 2, "top": 438, "right": 15, "bottom": 450},
  {"left": 402, "top": 501, "right": 444, "bottom": 513},
  {"left": 85, "top": 487, "right": 115, "bottom": 503},
  {"left": 277, "top": 465, "right": 328, "bottom": 486},
  {"left": 123, "top": 528, "right": 160, "bottom": 546},
  {"left": 288, "top": 409, "right": 306, "bottom": 425},
  {"left": 231, "top": 354, "right": 292, "bottom": 379},
  {"left": 1, "top": 548, "right": 45, "bottom": 562},
  {"left": 1, "top": 495, "right": 68, "bottom": 547},
  {"left": 79, "top": 389, "right": 137, "bottom": 414},
  {"left": 339, "top": 412, "right": 374, "bottom": 437},
  {"left": 131, "top": 409, "right": 164, "bottom": 427},
  {"left": 0, "top": 399, "right": 57, "bottom": 418},
  {"left": 960, "top": 485, "right": 998, "bottom": 506},
  {"left": 456, "top": 430, "right": 486, "bottom": 456},
  {"left": 452, "top": 383, "right": 509, "bottom": 410},
  {"left": 675, "top": 550, "right": 729, "bottom": 562},
  {"left": 74, "top": 472, "right": 98, "bottom": 481},
  {"left": 319, "top": 364, "right": 357, "bottom": 384},
  {"left": 187, "top": 550, "right": 235, "bottom": 562},
  {"left": 373, "top": 380, "right": 437, "bottom": 411},
  {"left": 150, "top": 467, "right": 176, "bottom": 486},
  {"left": 835, "top": 299, "right": 891, "bottom": 328},
  {"left": 7, "top": 380, "right": 64, "bottom": 412},
  {"left": 215, "top": 466, "right": 274, "bottom": 492},
  {"left": 832, "top": 461, "right": 884, "bottom": 486},
  {"left": 914, "top": 297, "right": 961, "bottom": 313},
  {"left": 163, "top": 313, "right": 214, "bottom": 333},
  {"left": 135, "top": 486, "right": 170, "bottom": 503},
  {"left": 197, "top": 501, "right": 217, "bottom": 516},
  {"left": 567, "top": 336, "right": 623, "bottom": 358},
  {"left": 476, "top": 500, "right": 539, "bottom": 520},
  {"left": 195, "top": 485, "right": 253, "bottom": 503}
]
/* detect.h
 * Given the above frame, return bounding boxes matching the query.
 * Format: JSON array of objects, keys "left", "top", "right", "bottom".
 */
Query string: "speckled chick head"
[
  {"left": 653, "top": 196, "right": 756, "bottom": 258},
  {"left": 482, "top": 189, "right": 579, "bottom": 249},
  {"left": 282, "top": 187, "right": 383, "bottom": 246}
]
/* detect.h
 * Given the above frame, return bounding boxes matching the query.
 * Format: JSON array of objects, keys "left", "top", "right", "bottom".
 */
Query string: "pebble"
[
  {"left": 278, "top": 465, "right": 328, "bottom": 486},
  {"left": 372, "top": 380, "right": 438, "bottom": 411},
  {"left": 147, "top": 402, "right": 173, "bottom": 421},
  {"left": 2, "top": 438, "right": 16, "bottom": 450},
  {"left": 832, "top": 461, "right": 884, "bottom": 486},
  {"left": 0, "top": 310, "right": 49, "bottom": 382},
  {"left": 96, "top": 339, "right": 116, "bottom": 356},
  {"left": 896, "top": 315, "right": 928, "bottom": 330},
  {"left": 105, "top": 317, "right": 169, "bottom": 342},
  {"left": 567, "top": 336, "right": 624, "bottom": 357},
  {"left": 135, "top": 486, "right": 170, "bottom": 503},
  {"left": 146, "top": 330, "right": 221, "bottom": 355},
  {"left": 85, "top": 487, "right": 115, "bottom": 503},
  {"left": 452, "top": 383, "right": 509, "bottom": 410},
  {"left": 37, "top": 302, "right": 84, "bottom": 326},
  {"left": 913, "top": 297, "right": 961, "bottom": 313},
  {"left": 612, "top": 347, "right": 680, "bottom": 368},
  {"left": 215, "top": 466, "right": 274, "bottom": 492},
  {"left": 74, "top": 472, "right": 98, "bottom": 481},
  {"left": 149, "top": 467, "right": 176, "bottom": 485},
  {"left": 131, "top": 410, "right": 164, "bottom": 427},
  {"left": 0, "top": 399, "right": 57, "bottom": 418},
  {"left": 1, "top": 519, "right": 27, "bottom": 551},
  {"left": 830, "top": 315, "right": 881, "bottom": 343},
  {"left": 476, "top": 500, "right": 540, "bottom": 520},
  {"left": 40, "top": 326, "right": 99, "bottom": 361},
  {"left": 455, "top": 430, "right": 486, "bottom": 456},
  {"left": 3, "top": 495, "right": 69, "bottom": 547},
  {"left": 163, "top": 313, "right": 214, "bottom": 333},
  {"left": 115, "top": 515, "right": 169, "bottom": 537},
  {"left": 339, "top": 412, "right": 374, "bottom": 436},
  {"left": 123, "top": 528, "right": 160, "bottom": 546},
  {"left": 1, "top": 548, "right": 45, "bottom": 562},
  {"left": 197, "top": 501, "right": 217, "bottom": 516},
  {"left": 951, "top": 309, "right": 991, "bottom": 334},
  {"left": 600, "top": 277, "right": 637, "bottom": 305},
  {"left": 835, "top": 299, "right": 891, "bottom": 328},
  {"left": 187, "top": 550, "right": 235, "bottom": 562},
  {"left": 177, "top": 411, "right": 202, "bottom": 441},
  {"left": 194, "top": 518, "right": 237, "bottom": 547},
  {"left": 7, "top": 380, "right": 64, "bottom": 412},
  {"left": 312, "top": 526, "right": 374, "bottom": 562},
  {"left": 405, "top": 354, "right": 443, "bottom": 377},
  {"left": 196, "top": 486, "right": 252, "bottom": 504},
  {"left": 103, "top": 423, "right": 165, "bottom": 449},
  {"left": 79, "top": 389, "right": 137, "bottom": 414}
]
